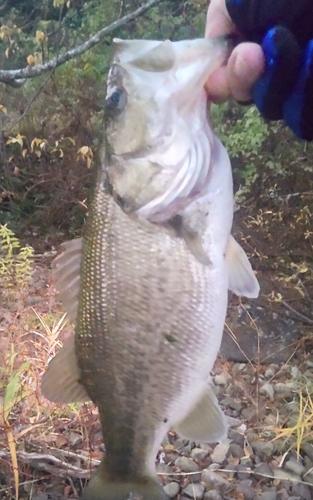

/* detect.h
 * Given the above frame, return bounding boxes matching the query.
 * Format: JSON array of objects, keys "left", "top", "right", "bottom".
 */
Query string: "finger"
[
  {"left": 205, "top": 67, "right": 232, "bottom": 103},
  {"left": 205, "top": 0, "right": 235, "bottom": 38},
  {"left": 227, "top": 43, "right": 265, "bottom": 101}
]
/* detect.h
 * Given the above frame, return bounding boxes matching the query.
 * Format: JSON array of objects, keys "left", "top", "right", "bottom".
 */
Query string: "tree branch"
[{"left": 0, "top": 0, "right": 164, "bottom": 87}]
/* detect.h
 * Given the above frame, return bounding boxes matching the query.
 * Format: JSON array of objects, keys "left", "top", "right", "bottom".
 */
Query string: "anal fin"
[
  {"left": 41, "top": 336, "right": 89, "bottom": 404},
  {"left": 175, "top": 385, "right": 227, "bottom": 443}
]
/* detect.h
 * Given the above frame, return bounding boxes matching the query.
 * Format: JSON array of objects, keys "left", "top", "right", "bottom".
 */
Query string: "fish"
[{"left": 41, "top": 37, "right": 260, "bottom": 500}]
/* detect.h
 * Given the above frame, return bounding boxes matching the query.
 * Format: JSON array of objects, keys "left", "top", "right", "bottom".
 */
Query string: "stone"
[
  {"left": 251, "top": 441, "right": 275, "bottom": 457},
  {"left": 221, "top": 305, "right": 299, "bottom": 363},
  {"left": 210, "top": 442, "right": 230, "bottom": 464},
  {"left": 182, "top": 483, "right": 204, "bottom": 500},
  {"left": 174, "top": 457, "right": 199, "bottom": 474},
  {"left": 190, "top": 448, "right": 209, "bottom": 462},
  {"left": 253, "top": 462, "right": 274, "bottom": 480},
  {"left": 228, "top": 442, "right": 245, "bottom": 459},
  {"left": 235, "top": 480, "right": 255, "bottom": 500},
  {"left": 214, "top": 372, "right": 230, "bottom": 386},
  {"left": 201, "top": 470, "right": 229, "bottom": 489},
  {"left": 163, "top": 482, "right": 180, "bottom": 498},
  {"left": 229, "top": 428, "right": 245, "bottom": 447},
  {"left": 203, "top": 490, "right": 223, "bottom": 500},
  {"left": 257, "top": 491, "right": 277, "bottom": 500},
  {"left": 260, "top": 383, "right": 274, "bottom": 400},
  {"left": 284, "top": 459, "right": 305, "bottom": 477}
]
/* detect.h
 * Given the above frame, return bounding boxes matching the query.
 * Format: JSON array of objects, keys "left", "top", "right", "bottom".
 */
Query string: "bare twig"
[{"left": 0, "top": 0, "right": 164, "bottom": 87}]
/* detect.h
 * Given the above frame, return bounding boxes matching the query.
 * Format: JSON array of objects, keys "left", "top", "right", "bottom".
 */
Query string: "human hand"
[{"left": 206, "top": 0, "right": 313, "bottom": 140}]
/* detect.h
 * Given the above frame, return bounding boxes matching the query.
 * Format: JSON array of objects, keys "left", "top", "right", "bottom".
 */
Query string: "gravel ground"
[{"left": 155, "top": 356, "right": 313, "bottom": 500}]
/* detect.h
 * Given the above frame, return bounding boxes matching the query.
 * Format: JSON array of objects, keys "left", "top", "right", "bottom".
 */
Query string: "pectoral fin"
[
  {"left": 170, "top": 215, "right": 212, "bottom": 266},
  {"left": 226, "top": 235, "right": 260, "bottom": 298},
  {"left": 175, "top": 385, "right": 227, "bottom": 443},
  {"left": 52, "top": 238, "right": 82, "bottom": 322},
  {"left": 41, "top": 336, "right": 89, "bottom": 403}
]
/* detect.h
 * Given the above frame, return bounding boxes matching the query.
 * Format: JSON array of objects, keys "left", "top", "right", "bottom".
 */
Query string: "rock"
[
  {"left": 260, "top": 383, "right": 274, "bottom": 400},
  {"left": 229, "top": 428, "right": 245, "bottom": 447},
  {"left": 221, "top": 305, "right": 299, "bottom": 363},
  {"left": 226, "top": 416, "right": 243, "bottom": 428},
  {"left": 290, "top": 481, "right": 312, "bottom": 500},
  {"left": 228, "top": 442, "right": 245, "bottom": 459},
  {"left": 182, "top": 483, "right": 204, "bottom": 500},
  {"left": 253, "top": 463, "right": 274, "bottom": 481},
  {"left": 201, "top": 470, "right": 229, "bottom": 489},
  {"left": 241, "top": 407, "right": 257, "bottom": 421},
  {"left": 190, "top": 448, "right": 209, "bottom": 462},
  {"left": 214, "top": 372, "right": 230, "bottom": 386},
  {"left": 302, "top": 442, "right": 313, "bottom": 461},
  {"left": 251, "top": 440, "right": 275, "bottom": 457},
  {"left": 235, "top": 479, "right": 255, "bottom": 500},
  {"left": 284, "top": 459, "right": 305, "bottom": 476},
  {"left": 273, "top": 469, "right": 301, "bottom": 482},
  {"left": 265, "top": 368, "right": 275, "bottom": 378},
  {"left": 203, "top": 490, "right": 223, "bottom": 500},
  {"left": 175, "top": 457, "right": 199, "bottom": 473},
  {"left": 237, "top": 463, "right": 252, "bottom": 480},
  {"left": 157, "top": 463, "right": 173, "bottom": 475},
  {"left": 163, "top": 482, "right": 180, "bottom": 498},
  {"left": 210, "top": 442, "right": 230, "bottom": 464},
  {"left": 220, "top": 396, "right": 241, "bottom": 412},
  {"left": 257, "top": 491, "right": 277, "bottom": 500},
  {"left": 273, "top": 382, "right": 298, "bottom": 396},
  {"left": 26, "top": 296, "right": 43, "bottom": 306}
]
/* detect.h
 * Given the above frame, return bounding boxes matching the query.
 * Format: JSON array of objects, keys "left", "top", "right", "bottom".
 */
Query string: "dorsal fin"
[
  {"left": 226, "top": 235, "right": 260, "bottom": 298},
  {"left": 52, "top": 238, "right": 82, "bottom": 322}
]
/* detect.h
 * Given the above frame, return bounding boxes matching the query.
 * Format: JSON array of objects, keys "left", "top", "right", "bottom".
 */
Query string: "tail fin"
[{"left": 83, "top": 463, "right": 167, "bottom": 500}]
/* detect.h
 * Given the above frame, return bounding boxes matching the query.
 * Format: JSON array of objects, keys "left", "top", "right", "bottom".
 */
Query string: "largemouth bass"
[{"left": 42, "top": 37, "right": 259, "bottom": 500}]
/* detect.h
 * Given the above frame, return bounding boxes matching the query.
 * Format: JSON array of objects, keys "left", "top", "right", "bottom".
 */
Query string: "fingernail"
[{"left": 233, "top": 54, "right": 251, "bottom": 82}]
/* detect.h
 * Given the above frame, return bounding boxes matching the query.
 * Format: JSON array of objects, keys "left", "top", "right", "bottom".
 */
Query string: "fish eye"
[{"left": 105, "top": 87, "right": 127, "bottom": 116}]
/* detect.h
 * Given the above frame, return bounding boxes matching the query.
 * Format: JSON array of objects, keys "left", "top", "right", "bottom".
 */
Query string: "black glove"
[{"left": 226, "top": 0, "right": 313, "bottom": 140}]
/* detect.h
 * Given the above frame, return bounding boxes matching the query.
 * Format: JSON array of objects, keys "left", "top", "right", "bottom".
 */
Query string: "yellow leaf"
[
  {"left": 36, "top": 30, "right": 45, "bottom": 43},
  {"left": 5, "top": 47, "right": 9, "bottom": 58},
  {"left": 78, "top": 146, "right": 89, "bottom": 155},
  {"left": 22, "top": 149, "right": 27, "bottom": 158},
  {"left": 27, "top": 54, "right": 35, "bottom": 66},
  {"left": 59, "top": 149, "right": 64, "bottom": 158},
  {"left": 34, "top": 52, "right": 42, "bottom": 65},
  {"left": 87, "top": 156, "right": 92, "bottom": 169},
  {"left": 67, "top": 137, "right": 76, "bottom": 145},
  {"left": 0, "top": 105, "right": 7, "bottom": 114}
]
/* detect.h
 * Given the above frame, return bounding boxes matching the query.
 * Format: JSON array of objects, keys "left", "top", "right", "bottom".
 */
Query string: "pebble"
[
  {"left": 190, "top": 448, "right": 209, "bottom": 462},
  {"left": 175, "top": 456, "right": 200, "bottom": 474},
  {"left": 220, "top": 396, "right": 241, "bottom": 412},
  {"left": 257, "top": 491, "right": 277, "bottom": 500},
  {"left": 253, "top": 462, "right": 273, "bottom": 480},
  {"left": 260, "top": 383, "right": 274, "bottom": 400},
  {"left": 264, "top": 368, "right": 275, "bottom": 378},
  {"left": 201, "top": 470, "right": 230, "bottom": 489},
  {"left": 203, "top": 490, "right": 223, "bottom": 500},
  {"left": 214, "top": 372, "right": 230, "bottom": 386},
  {"left": 284, "top": 459, "right": 305, "bottom": 476},
  {"left": 237, "top": 463, "right": 252, "bottom": 480},
  {"left": 210, "top": 442, "right": 230, "bottom": 464},
  {"left": 235, "top": 480, "right": 255, "bottom": 500},
  {"left": 251, "top": 441, "right": 275, "bottom": 457},
  {"left": 229, "top": 428, "right": 245, "bottom": 447},
  {"left": 273, "top": 469, "right": 301, "bottom": 481},
  {"left": 182, "top": 483, "right": 204, "bottom": 500},
  {"left": 228, "top": 442, "right": 245, "bottom": 459},
  {"left": 241, "top": 407, "right": 257, "bottom": 421},
  {"left": 163, "top": 482, "right": 180, "bottom": 498}
]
